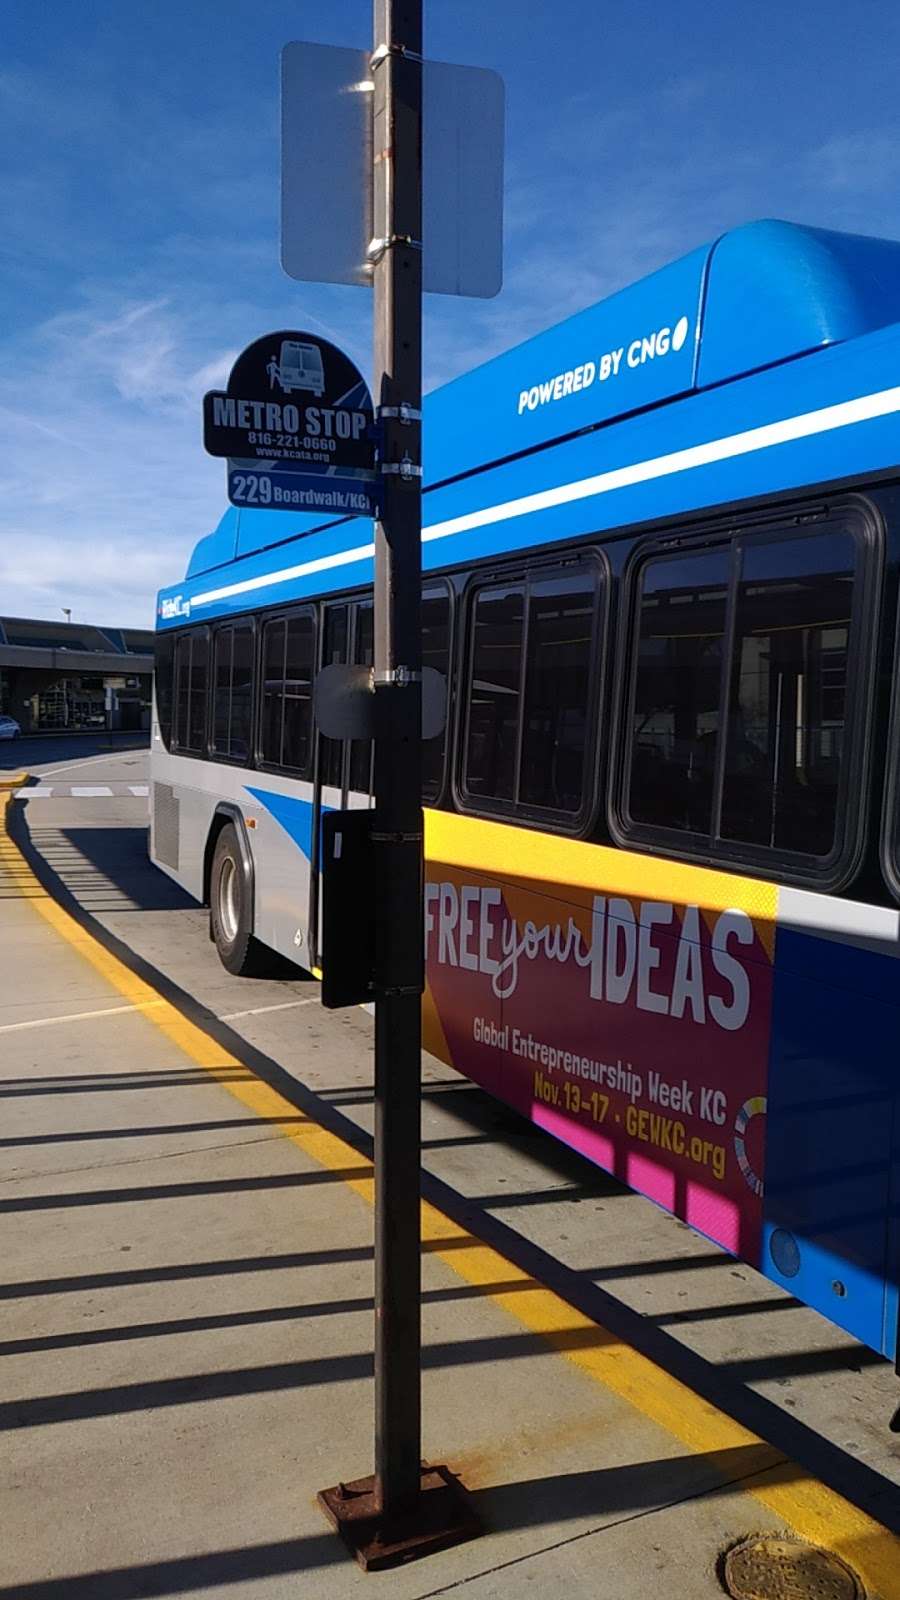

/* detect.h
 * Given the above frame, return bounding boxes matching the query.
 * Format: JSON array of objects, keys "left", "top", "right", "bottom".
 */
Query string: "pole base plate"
[{"left": 317, "top": 1464, "right": 482, "bottom": 1571}]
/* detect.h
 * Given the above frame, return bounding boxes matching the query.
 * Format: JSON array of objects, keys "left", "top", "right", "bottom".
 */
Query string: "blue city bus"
[{"left": 153, "top": 220, "right": 900, "bottom": 1370}]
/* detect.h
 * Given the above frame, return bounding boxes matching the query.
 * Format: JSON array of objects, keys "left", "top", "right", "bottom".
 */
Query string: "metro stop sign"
[{"left": 203, "top": 329, "right": 378, "bottom": 516}]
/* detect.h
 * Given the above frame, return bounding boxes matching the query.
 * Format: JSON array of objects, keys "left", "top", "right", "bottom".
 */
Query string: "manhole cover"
[{"left": 723, "top": 1537, "right": 865, "bottom": 1600}]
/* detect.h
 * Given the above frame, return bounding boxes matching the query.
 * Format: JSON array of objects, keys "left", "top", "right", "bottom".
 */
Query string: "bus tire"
[{"left": 209, "top": 823, "right": 268, "bottom": 977}]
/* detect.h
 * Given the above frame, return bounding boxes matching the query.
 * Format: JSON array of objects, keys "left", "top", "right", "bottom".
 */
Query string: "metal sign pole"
[
  {"left": 371, "top": 0, "right": 424, "bottom": 1519},
  {"left": 317, "top": 0, "right": 481, "bottom": 1564}
]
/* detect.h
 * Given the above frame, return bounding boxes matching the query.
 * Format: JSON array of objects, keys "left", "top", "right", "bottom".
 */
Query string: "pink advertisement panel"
[{"left": 424, "top": 867, "right": 774, "bottom": 1265}]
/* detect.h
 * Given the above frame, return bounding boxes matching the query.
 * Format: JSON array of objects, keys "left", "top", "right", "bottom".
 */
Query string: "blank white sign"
[{"left": 281, "top": 42, "right": 504, "bottom": 298}]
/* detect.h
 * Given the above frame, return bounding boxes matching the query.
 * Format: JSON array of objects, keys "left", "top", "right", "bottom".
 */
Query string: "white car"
[{"left": 0, "top": 715, "right": 21, "bottom": 740}]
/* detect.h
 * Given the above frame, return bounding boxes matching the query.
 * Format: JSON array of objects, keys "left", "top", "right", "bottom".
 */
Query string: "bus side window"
[
  {"left": 187, "top": 630, "right": 209, "bottom": 752},
  {"left": 461, "top": 559, "right": 600, "bottom": 824},
  {"left": 212, "top": 628, "right": 233, "bottom": 756},
  {"left": 625, "top": 547, "right": 729, "bottom": 837},
  {"left": 348, "top": 600, "right": 374, "bottom": 795},
  {"left": 320, "top": 604, "right": 349, "bottom": 792},
  {"left": 464, "top": 581, "right": 524, "bottom": 804},
  {"left": 622, "top": 517, "right": 868, "bottom": 875},
  {"left": 155, "top": 632, "right": 174, "bottom": 749},
  {"left": 720, "top": 530, "right": 858, "bottom": 857},
  {"left": 519, "top": 569, "right": 597, "bottom": 813},
  {"left": 282, "top": 611, "right": 315, "bottom": 774},
  {"left": 212, "top": 623, "right": 254, "bottom": 763},
  {"left": 174, "top": 634, "right": 192, "bottom": 751},
  {"left": 335, "top": 587, "right": 450, "bottom": 801},
  {"left": 422, "top": 585, "right": 451, "bottom": 802},
  {"left": 229, "top": 625, "right": 253, "bottom": 761},
  {"left": 261, "top": 610, "right": 315, "bottom": 775},
  {"left": 260, "top": 618, "right": 287, "bottom": 765}
]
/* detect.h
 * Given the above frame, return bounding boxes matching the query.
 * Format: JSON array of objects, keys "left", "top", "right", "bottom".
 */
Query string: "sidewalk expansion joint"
[
  {"left": 410, "top": 1452, "right": 796, "bottom": 1600},
  {"left": 0, "top": 1131, "right": 299, "bottom": 1186}
]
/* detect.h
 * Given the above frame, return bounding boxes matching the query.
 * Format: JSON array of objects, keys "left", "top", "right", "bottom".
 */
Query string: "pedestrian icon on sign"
[{"left": 267, "top": 354, "right": 280, "bottom": 390}]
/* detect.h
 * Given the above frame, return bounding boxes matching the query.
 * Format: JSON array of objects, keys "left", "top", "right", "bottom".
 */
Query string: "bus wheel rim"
[{"left": 219, "top": 857, "right": 239, "bottom": 944}]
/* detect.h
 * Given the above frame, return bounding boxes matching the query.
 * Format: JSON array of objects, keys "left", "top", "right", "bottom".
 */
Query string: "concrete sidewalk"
[{"left": 1, "top": 788, "right": 896, "bottom": 1599}]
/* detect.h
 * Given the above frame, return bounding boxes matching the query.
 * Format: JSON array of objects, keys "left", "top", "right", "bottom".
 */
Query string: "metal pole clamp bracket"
[
  {"left": 370, "top": 42, "right": 424, "bottom": 68},
  {"left": 377, "top": 404, "right": 422, "bottom": 424},
  {"left": 366, "top": 235, "right": 423, "bottom": 263},
  {"left": 374, "top": 667, "right": 422, "bottom": 686}
]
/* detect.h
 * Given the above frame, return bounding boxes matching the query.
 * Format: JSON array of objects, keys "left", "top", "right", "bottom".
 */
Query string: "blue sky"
[{"left": 3, "top": 0, "right": 900, "bottom": 625}]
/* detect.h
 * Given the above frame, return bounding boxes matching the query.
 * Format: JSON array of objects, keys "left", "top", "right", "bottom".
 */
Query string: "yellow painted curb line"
[
  {"left": 1, "top": 788, "right": 897, "bottom": 1598},
  {"left": 0, "top": 770, "right": 27, "bottom": 791}
]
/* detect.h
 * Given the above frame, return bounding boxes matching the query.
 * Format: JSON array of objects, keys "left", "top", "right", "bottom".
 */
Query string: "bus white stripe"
[
  {"left": 191, "top": 540, "right": 377, "bottom": 608},
  {"left": 422, "top": 382, "right": 900, "bottom": 543},
  {"left": 188, "top": 381, "right": 900, "bottom": 610}
]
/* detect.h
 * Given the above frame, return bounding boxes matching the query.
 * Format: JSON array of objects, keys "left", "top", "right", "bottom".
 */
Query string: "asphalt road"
[{"left": 0, "top": 729, "right": 148, "bottom": 775}]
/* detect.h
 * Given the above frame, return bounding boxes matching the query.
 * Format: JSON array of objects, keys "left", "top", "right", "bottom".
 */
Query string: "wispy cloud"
[
  {"left": 6, "top": 3, "right": 900, "bottom": 626},
  {"left": 810, "top": 129, "right": 900, "bottom": 194},
  {"left": 0, "top": 293, "right": 228, "bottom": 623},
  {"left": 0, "top": 533, "right": 170, "bottom": 619}
]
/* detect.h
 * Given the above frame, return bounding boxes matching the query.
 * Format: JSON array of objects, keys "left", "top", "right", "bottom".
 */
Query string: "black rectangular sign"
[
  {"left": 321, "top": 809, "right": 376, "bottom": 1009},
  {"left": 204, "top": 390, "right": 372, "bottom": 468}
]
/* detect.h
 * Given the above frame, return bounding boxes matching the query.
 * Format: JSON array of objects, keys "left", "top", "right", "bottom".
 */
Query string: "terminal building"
[{"left": 0, "top": 615, "right": 154, "bottom": 734}]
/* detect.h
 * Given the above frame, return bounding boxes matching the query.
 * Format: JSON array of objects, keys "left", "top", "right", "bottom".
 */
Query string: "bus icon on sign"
[{"left": 274, "top": 339, "right": 325, "bottom": 397}]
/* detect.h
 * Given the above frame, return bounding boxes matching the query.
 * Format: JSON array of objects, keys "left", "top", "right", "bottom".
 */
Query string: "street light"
[{"left": 61, "top": 608, "right": 71, "bottom": 625}]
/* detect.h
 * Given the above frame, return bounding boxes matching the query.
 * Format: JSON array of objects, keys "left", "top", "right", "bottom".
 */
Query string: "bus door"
[{"left": 308, "top": 597, "right": 374, "bottom": 968}]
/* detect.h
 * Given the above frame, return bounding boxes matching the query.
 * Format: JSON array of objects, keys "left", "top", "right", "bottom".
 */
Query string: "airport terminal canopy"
[{"left": 0, "top": 615, "right": 154, "bottom": 733}]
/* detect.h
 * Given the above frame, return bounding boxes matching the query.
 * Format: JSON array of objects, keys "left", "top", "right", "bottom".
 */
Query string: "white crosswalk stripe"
[{"left": 14, "top": 783, "right": 149, "bottom": 800}]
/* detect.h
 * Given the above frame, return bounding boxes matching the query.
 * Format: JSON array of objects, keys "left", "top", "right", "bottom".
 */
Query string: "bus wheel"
[{"left": 210, "top": 823, "right": 268, "bottom": 977}]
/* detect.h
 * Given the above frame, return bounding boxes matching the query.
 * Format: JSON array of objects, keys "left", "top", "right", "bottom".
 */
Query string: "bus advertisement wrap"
[{"left": 423, "top": 851, "right": 775, "bottom": 1266}]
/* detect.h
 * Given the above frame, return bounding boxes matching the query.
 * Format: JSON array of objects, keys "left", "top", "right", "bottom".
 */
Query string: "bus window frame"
[
  {"left": 877, "top": 560, "right": 900, "bottom": 905},
  {"left": 173, "top": 632, "right": 191, "bottom": 753},
  {"left": 171, "top": 625, "right": 211, "bottom": 757},
  {"left": 314, "top": 594, "right": 362, "bottom": 802},
  {"left": 609, "top": 496, "right": 882, "bottom": 892},
  {"left": 154, "top": 630, "right": 175, "bottom": 752},
  {"left": 421, "top": 576, "right": 454, "bottom": 808},
  {"left": 305, "top": 579, "right": 453, "bottom": 806},
  {"left": 254, "top": 602, "right": 317, "bottom": 780},
  {"left": 453, "top": 548, "right": 608, "bottom": 836},
  {"left": 209, "top": 616, "right": 257, "bottom": 768}
]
